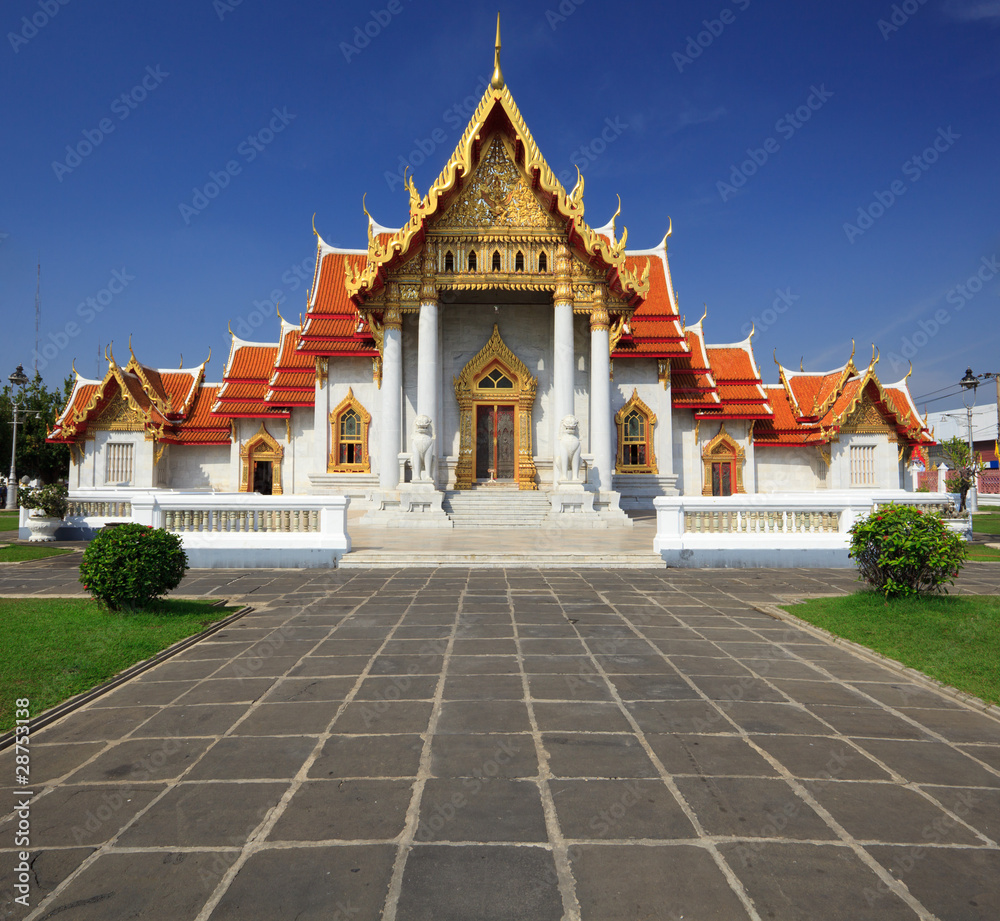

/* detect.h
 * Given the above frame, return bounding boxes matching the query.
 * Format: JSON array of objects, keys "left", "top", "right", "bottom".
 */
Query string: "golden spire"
[{"left": 491, "top": 13, "right": 504, "bottom": 90}]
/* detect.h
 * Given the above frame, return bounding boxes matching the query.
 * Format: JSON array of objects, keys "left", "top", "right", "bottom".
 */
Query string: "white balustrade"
[
  {"left": 654, "top": 490, "right": 963, "bottom": 568},
  {"left": 64, "top": 490, "right": 350, "bottom": 568}
]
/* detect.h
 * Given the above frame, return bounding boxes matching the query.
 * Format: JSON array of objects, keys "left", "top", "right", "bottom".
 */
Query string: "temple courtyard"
[{"left": 1, "top": 554, "right": 999, "bottom": 920}]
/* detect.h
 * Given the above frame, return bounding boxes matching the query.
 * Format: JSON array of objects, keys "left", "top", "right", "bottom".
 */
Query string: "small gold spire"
[{"left": 491, "top": 13, "right": 504, "bottom": 90}]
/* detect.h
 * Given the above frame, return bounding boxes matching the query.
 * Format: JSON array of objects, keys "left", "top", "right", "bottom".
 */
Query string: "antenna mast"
[{"left": 34, "top": 262, "right": 40, "bottom": 375}]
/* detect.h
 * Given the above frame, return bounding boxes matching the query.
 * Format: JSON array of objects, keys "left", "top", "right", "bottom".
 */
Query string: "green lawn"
[
  {"left": 0, "top": 510, "right": 18, "bottom": 531},
  {"left": 0, "top": 545, "right": 75, "bottom": 563},
  {"left": 0, "top": 598, "right": 236, "bottom": 731},
  {"left": 972, "top": 511, "right": 1000, "bottom": 536},
  {"left": 783, "top": 593, "right": 1000, "bottom": 705},
  {"left": 968, "top": 545, "right": 1000, "bottom": 562}
]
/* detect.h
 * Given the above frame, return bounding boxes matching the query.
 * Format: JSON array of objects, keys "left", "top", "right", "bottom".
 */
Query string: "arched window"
[
  {"left": 701, "top": 423, "right": 746, "bottom": 496},
  {"left": 468, "top": 250, "right": 477, "bottom": 271},
  {"left": 329, "top": 389, "right": 371, "bottom": 473},
  {"left": 615, "top": 390, "right": 657, "bottom": 474},
  {"left": 538, "top": 251, "right": 548, "bottom": 272},
  {"left": 515, "top": 251, "right": 524, "bottom": 272},
  {"left": 444, "top": 250, "right": 454, "bottom": 272},
  {"left": 492, "top": 250, "right": 502, "bottom": 272}
]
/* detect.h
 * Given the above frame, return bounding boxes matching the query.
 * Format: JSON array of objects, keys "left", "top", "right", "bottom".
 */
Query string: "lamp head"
[
  {"left": 8, "top": 365, "right": 28, "bottom": 388},
  {"left": 960, "top": 367, "right": 979, "bottom": 408}
]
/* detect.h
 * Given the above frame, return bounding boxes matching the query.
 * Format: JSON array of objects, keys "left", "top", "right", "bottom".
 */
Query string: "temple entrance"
[
  {"left": 454, "top": 325, "right": 538, "bottom": 490},
  {"left": 476, "top": 404, "right": 516, "bottom": 480},
  {"left": 252, "top": 461, "right": 273, "bottom": 495},
  {"left": 239, "top": 422, "right": 284, "bottom": 495}
]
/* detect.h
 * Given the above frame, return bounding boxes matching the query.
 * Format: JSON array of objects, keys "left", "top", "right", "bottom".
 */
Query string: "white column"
[
  {"left": 589, "top": 291, "right": 611, "bottom": 491},
  {"left": 553, "top": 244, "right": 575, "bottom": 473},
  {"left": 417, "top": 248, "right": 440, "bottom": 478},
  {"left": 379, "top": 302, "right": 403, "bottom": 490}
]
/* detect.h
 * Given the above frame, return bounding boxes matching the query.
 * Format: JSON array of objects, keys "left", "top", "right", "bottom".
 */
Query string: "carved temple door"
[{"left": 476, "top": 404, "right": 516, "bottom": 480}]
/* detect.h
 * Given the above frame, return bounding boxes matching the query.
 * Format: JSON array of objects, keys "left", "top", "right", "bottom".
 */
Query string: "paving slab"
[{"left": 1, "top": 562, "right": 999, "bottom": 920}]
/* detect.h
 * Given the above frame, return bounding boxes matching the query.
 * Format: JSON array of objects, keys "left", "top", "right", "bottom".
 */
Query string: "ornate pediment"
[
  {"left": 840, "top": 395, "right": 892, "bottom": 434},
  {"left": 436, "top": 136, "right": 561, "bottom": 233},
  {"left": 93, "top": 392, "right": 146, "bottom": 431}
]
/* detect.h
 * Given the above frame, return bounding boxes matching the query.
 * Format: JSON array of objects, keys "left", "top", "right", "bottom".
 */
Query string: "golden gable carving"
[
  {"left": 437, "top": 136, "right": 560, "bottom": 231},
  {"left": 94, "top": 392, "right": 146, "bottom": 431}
]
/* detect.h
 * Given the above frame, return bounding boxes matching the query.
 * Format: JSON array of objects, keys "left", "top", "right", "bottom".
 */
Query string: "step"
[{"left": 339, "top": 552, "right": 666, "bottom": 569}]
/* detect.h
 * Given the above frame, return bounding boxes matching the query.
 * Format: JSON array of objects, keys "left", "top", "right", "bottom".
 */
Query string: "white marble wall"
[{"left": 755, "top": 446, "right": 827, "bottom": 493}]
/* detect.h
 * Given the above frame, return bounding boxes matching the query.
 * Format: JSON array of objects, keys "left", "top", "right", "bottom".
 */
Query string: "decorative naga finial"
[
  {"left": 905, "top": 361, "right": 913, "bottom": 381},
  {"left": 491, "top": 13, "right": 504, "bottom": 90},
  {"left": 569, "top": 165, "right": 585, "bottom": 205},
  {"left": 362, "top": 193, "right": 375, "bottom": 248},
  {"left": 179, "top": 354, "right": 183, "bottom": 369},
  {"left": 800, "top": 357, "right": 804, "bottom": 372},
  {"left": 403, "top": 167, "right": 421, "bottom": 213},
  {"left": 747, "top": 322, "right": 755, "bottom": 341},
  {"left": 312, "top": 212, "right": 319, "bottom": 237}
]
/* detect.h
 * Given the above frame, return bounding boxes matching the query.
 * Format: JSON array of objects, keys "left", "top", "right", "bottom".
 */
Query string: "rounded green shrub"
[
  {"left": 848, "top": 503, "right": 967, "bottom": 598},
  {"left": 79, "top": 524, "right": 188, "bottom": 611}
]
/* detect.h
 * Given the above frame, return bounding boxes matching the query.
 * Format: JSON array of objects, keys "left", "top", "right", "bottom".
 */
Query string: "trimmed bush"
[
  {"left": 848, "top": 503, "right": 966, "bottom": 598},
  {"left": 79, "top": 524, "right": 188, "bottom": 611}
]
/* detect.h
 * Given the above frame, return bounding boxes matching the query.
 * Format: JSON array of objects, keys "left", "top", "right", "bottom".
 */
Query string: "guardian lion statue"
[
  {"left": 555, "top": 414, "right": 582, "bottom": 482},
  {"left": 411, "top": 415, "right": 435, "bottom": 482}
]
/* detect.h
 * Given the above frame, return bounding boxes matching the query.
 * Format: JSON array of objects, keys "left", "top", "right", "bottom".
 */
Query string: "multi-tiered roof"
[{"left": 49, "top": 21, "right": 933, "bottom": 453}]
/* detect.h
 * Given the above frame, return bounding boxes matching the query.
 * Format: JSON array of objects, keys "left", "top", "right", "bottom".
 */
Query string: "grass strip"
[
  {"left": 782, "top": 593, "right": 1000, "bottom": 705},
  {"left": 0, "top": 545, "right": 75, "bottom": 563},
  {"left": 972, "top": 511, "right": 1000, "bottom": 535},
  {"left": 0, "top": 597, "right": 235, "bottom": 730}
]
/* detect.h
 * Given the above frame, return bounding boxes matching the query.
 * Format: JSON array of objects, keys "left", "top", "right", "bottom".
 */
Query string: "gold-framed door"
[{"left": 454, "top": 324, "right": 538, "bottom": 490}]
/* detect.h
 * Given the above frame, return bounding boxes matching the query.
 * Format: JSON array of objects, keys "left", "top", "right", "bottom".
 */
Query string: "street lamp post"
[
  {"left": 959, "top": 367, "right": 979, "bottom": 513},
  {"left": 6, "top": 365, "right": 30, "bottom": 511}
]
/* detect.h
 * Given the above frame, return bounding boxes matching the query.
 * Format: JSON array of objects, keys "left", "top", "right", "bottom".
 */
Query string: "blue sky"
[{"left": 1, "top": 0, "right": 998, "bottom": 418}]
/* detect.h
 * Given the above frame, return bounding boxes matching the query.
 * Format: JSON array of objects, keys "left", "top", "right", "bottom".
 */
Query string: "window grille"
[
  {"left": 105, "top": 443, "right": 134, "bottom": 485},
  {"left": 850, "top": 445, "right": 877, "bottom": 486}
]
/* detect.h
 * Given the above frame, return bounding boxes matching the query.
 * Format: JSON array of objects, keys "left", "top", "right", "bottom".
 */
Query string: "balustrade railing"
[
  {"left": 162, "top": 508, "right": 320, "bottom": 533},
  {"left": 66, "top": 499, "right": 132, "bottom": 519},
  {"left": 683, "top": 509, "right": 840, "bottom": 534}
]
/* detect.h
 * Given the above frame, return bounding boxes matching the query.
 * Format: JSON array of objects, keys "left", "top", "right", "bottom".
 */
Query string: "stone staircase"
[{"left": 442, "top": 488, "right": 552, "bottom": 528}]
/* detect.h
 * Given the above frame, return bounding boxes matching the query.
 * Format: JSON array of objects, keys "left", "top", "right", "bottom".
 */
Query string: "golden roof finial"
[
  {"left": 179, "top": 354, "right": 183, "bottom": 369},
  {"left": 905, "top": 361, "right": 913, "bottom": 381},
  {"left": 312, "top": 212, "right": 319, "bottom": 238},
  {"left": 491, "top": 12, "right": 504, "bottom": 90},
  {"left": 800, "top": 357, "right": 804, "bottom": 372},
  {"left": 747, "top": 321, "right": 755, "bottom": 341}
]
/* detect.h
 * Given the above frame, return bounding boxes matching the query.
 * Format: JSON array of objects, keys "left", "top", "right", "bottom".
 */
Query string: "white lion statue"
[
  {"left": 411, "top": 414, "right": 435, "bottom": 482},
  {"left": 555, "top": 414, "right": 582, "bottom": 482}
]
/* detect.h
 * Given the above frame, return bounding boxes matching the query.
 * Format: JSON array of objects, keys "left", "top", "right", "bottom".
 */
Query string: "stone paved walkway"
[{"left": 2, "top": 563, "right": 1000, "bottom": 920}]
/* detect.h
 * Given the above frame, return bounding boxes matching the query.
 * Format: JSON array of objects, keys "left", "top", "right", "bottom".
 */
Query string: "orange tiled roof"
[{"left": 298, "top": 245, "right": 379, "bottom": 357}]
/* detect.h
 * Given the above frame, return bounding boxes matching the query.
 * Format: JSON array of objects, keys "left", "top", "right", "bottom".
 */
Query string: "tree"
[
  {"left": 0, "top": 373, "right": 73, "bottom": 485},
  {"left": 941, "top": 436, "right": 980, "bottom": 513}
]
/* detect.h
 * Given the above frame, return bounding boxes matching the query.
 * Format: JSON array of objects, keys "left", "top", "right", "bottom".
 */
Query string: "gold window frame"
[
  {"left": 615, "top": 389, "right": 658, "bottom": 474},
  {"left": 328, "top": 388, "right": 372, "bottom": 473}
]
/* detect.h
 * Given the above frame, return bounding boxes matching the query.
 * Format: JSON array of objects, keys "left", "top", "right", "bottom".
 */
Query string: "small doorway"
[
  {"left": 476, "top": 404, "right": 516, "bottom": 480},
  {"left": 253, "top": 460, "right": 273, "bottom": 495},
  {"left": 710, "top": 461, "right": 733, "bottom": 497}
]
